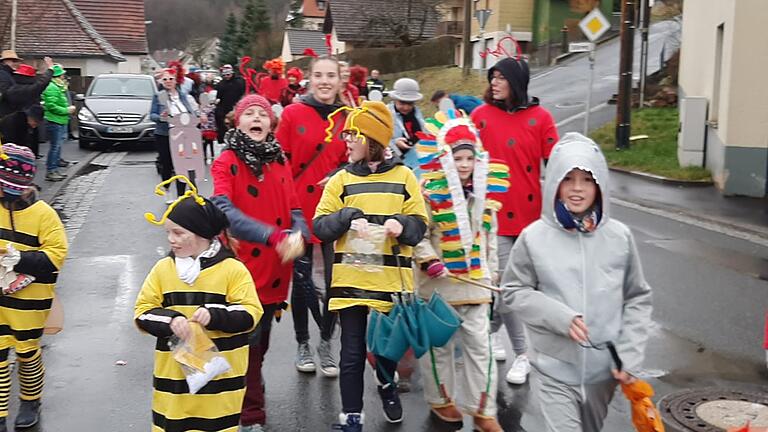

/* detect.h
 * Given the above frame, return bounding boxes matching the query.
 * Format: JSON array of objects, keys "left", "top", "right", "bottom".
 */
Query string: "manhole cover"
[
  {"left": 696, "top": 401, "right": 768, "bottom": 429},
  {"left": 661, "top": 388, "right": 768, "bottom": 431},
  {"left": 556, "top": 102, "right": 586, "bottom": 109}
]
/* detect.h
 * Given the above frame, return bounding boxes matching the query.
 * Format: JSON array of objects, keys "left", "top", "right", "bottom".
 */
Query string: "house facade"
[
  {"left": 0, "top": 0, "right": 148, "bottom": 76},
  {"left": 678, "top": 0, "right": 768, "bottom": 197},
  {"left": 438, "top": 0, "right": 614, "bottom": 69}
]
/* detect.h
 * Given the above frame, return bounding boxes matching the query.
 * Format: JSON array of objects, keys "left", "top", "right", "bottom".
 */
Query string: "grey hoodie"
[{"left": 500, "top": 132, "right": 652, "bottom": 385}]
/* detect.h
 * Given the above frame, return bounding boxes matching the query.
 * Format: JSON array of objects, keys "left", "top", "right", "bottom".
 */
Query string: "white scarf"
[{"left": 175, "top": 239, "right": 221, "bottom": 285}]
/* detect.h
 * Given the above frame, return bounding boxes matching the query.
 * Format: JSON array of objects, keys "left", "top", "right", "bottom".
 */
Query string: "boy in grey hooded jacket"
[{"left": 500, "top": 132, "right": 652, "bottom": 432}]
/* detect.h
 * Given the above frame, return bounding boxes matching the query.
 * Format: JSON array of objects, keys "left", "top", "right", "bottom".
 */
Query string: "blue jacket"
[
  {"left": 387, "top": 102, "right": 426, "bottom": 177},
  {"left": 449, "top": 94, "right": 482, "bottom": 114},
  {"left": 150, "top": 88, "right": 198, "bottom": 136}
]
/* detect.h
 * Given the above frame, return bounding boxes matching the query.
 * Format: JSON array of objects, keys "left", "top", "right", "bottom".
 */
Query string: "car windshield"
[{"left": 89, "top": 77, "right": 154, "bottom": 98}]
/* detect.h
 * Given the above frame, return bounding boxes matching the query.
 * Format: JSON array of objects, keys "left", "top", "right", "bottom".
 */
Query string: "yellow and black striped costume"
[
  {"left": 314, "top": 160, "right": 428, "bottom": 313},
  {"left": 0, "top": 199, "right": 67, "bottom": 417},
  {"left": 134, "top": 251, "right": 262, "bottom": 432}
]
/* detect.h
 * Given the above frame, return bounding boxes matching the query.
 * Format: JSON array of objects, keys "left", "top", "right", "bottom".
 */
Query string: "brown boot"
[
  {"left": 473, "top": 415, "right": 503, "bottom": 432},
  {"left": 430, "top": 404, "right": 463, "bottom": 423}
]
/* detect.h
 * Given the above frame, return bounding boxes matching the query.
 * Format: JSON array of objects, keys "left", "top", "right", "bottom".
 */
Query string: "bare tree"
[{"left": 360, "top": 0, "right": 441, "bottom": 46}]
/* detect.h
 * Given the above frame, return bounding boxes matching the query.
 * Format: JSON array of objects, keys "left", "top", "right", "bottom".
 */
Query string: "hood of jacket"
[
  {"left": 300, "top": 93, "right": 342, "bottom": 119},
  {"left": 344, "top": 156, "right": 400, "bottom": 176},
  {"left": 541, "top": 132, "right": 610, "bottom": 230}
]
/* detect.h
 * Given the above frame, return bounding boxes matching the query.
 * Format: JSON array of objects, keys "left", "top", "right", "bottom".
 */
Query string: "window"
[
  {"left": 317, "top": 0, "right": 326, "bottom": 11},
  {"left": 710, "top": 23, "right": 724, "bottom": 125}
]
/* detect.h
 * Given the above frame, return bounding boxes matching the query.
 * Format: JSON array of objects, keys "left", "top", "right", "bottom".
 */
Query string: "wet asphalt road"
[
  {"left": 13, "top": 19, "right": 767, "bottom": 431},
  {"left": 15, "top": 149, "right": 763, "bottom": 432}
]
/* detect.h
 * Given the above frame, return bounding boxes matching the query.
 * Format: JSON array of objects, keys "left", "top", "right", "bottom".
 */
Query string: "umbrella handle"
[{"left": 607, "top": 341, "right": 623, "bottom": 372}]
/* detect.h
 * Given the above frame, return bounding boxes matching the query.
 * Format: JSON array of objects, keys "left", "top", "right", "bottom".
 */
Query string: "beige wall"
[
  {"left": 470, "top": 0, "right": 533, "bottom": 35},
  {"left": 117, "top": 56, "right": 143, "bottom": 74},
  {"left": 680, "top": 0, "right": 768, "bottom": 151}
]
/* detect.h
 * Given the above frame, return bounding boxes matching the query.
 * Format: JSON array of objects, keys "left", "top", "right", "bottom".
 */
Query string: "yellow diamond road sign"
[{"left": 579, "top": 8, "right": 610, "bottom": 42}]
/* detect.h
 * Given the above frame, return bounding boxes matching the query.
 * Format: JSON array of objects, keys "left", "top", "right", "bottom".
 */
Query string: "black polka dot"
[
  {"left": 479, "top": 120, "right": 486, "bottom": 129},
  {"left": 247, "top": 185, "right": 259, "bottom": 197},
  {"left": 307, "top": 185, "right": 315, "bottom": 193},
  {"left": 230, "top": 164, "right": 238, "bottom": 175},
  {"left": 272, "top": 278, "right": 281, "bottom": 288},
  {"left": 299, "top": 163, "right": 307, "bottom": 169},
  {"left": 507, "top": 138, "right": 516, "bottom": 147},
  {"left": 251, "top": 248, "right": 261, "bottom": 257},
  {"left": 316, "top": 143, "right": 323, "bottom": 151},
  {"left": 276, "top": 217, "right": 282, "bottom": 226},
  {"left": 547, "top": 137, "right": 555, "bottom": 144},
  {"left": 506, "top": 212, "right": 514, "bottom": 219},
  {"left": 282, "top": 177, "right": 286, "bottom": 184},
  {"left": 528, "top": 194, "right": 534, "bottom": 202},
  {"left": 297, "top": 126, "right": 306, "bottom": 134},
  {"left": 526, "top": 165, "right": 532, "bottom": 173},
  {"left": 528, "top": 118, "right": 537, "bottom": 126}
]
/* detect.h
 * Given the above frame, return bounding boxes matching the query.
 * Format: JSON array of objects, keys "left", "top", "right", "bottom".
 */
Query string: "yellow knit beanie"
[{"left": 342, "top": 101, "right": 394, "bottom": 148}]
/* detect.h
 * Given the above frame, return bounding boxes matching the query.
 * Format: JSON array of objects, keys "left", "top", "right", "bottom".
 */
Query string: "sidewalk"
[
  {"left": 610, "top": 171, "right": 768, "bottom": 240},
  {"left": 33, "top": 138, "right": 102, "bottom": 204}
]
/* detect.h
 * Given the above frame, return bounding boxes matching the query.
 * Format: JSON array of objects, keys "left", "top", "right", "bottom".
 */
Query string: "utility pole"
[
  {"left": 637, "top": 0, "right": 652, "bottom": 109},
  {"left": 615, "top": 0, "right": 636, "bottom": 150},
  {"left": 10, "top": 0, "right": 18, "bottom": 51},
  {"left": 462, "top": 0, "right": 473, "bottom": 76}
]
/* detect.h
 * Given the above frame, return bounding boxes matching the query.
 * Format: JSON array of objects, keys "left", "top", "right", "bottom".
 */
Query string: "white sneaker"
[
  {"left": 491, "top": 332, "right": 507, "bottom": 362},
  {"left": 505, "top": 354, "right": 530, "bottom": 385}
]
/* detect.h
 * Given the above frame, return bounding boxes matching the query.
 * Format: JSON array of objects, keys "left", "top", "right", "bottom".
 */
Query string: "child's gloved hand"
[{"left": 426, "top": 260, "right": 448, "bottom": 279}]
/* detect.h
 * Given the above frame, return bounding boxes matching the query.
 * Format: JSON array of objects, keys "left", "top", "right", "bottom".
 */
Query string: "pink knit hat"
[{"left": 234, "top": 94, "right": 275, "bottom": 127}]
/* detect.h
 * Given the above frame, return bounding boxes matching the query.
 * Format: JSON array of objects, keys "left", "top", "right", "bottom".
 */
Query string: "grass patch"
[
  {"left": 381, "top": 66, "right": 488, "bottom": 117},
  {"left": 589, "top": 107, "right": 711, "bottom": 181}
]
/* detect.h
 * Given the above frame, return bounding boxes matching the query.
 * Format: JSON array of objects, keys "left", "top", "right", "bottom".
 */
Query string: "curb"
[
  {"left": 41, "top": 150, "right": 103, "bottom": 203},
  {"left": 608, "top": 166, "right": 714, "bottom": 187}
]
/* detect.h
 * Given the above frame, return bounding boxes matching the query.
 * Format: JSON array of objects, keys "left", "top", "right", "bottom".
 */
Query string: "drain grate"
[{"left": 661, "top": 388, "right": 768, "bottom": 431}]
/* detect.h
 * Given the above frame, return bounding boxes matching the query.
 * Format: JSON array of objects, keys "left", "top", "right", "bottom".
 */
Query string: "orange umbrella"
[{"left": 621, "top": 379, "right": 665, "bottom": 432}]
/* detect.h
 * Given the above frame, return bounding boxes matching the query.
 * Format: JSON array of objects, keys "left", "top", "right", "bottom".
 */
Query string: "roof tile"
[
  {"left": 0, "top": 0, "right": 124, "bottom": 61},
  {"left": 71, "top": 0, "right": 148, "bottom": 54}
]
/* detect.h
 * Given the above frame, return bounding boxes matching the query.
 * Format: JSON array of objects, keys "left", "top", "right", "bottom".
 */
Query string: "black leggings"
[
  {"left": 155, "top": 134, "right": 185, "bottom": 196},
  {"left": 338, "top": 306, "right": 397, "bottom": 413},
  {"left": 291, "top": 243, "right": 336, "bottom": 343}
]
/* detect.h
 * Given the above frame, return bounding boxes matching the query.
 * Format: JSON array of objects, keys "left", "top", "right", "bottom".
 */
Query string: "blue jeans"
[{"left": 46, "top": 122, "right": 67, "bottom": 173}]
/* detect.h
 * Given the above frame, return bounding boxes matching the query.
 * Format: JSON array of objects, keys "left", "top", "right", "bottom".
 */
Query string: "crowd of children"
[
  {"left": 136, "top": 54, "right": 653, "bottom": 432},
  {"left": 0, "top": 51, "right": 654, "bottom": 432}
]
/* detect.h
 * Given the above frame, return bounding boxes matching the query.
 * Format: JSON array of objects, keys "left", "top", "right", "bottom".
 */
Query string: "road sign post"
[{"left": 577, "top": 8, "right": 610, "bottom": 136}]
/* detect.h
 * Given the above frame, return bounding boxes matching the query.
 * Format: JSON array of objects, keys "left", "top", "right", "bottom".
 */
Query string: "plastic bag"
[
  {"left": 0, "top": 245, "right": 34, "bottom": 295},
  {"left": 169, "top": 322, "right": 231, "bottom": 394},
  {"left": 343, "top": 223, "right": 386, "bottom": 271}
]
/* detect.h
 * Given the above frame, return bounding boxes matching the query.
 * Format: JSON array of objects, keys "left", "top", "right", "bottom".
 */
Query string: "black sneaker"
[
  {"left": 14, "top": 399, "right": 41, "bottom": 428},
  {"left": 57, "top": 159, "right": 70, "bottom": 168},
  {"left": 332, "top": 413, "right": 363, "bottom": 431},
  {"left": 377, "top": 383, "right": 403, "bottom": 423}
]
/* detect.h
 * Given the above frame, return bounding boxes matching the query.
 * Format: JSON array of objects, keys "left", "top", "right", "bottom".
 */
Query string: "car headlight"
[{"left": 78, "top": 107, "right": 95, "bottom": 122}]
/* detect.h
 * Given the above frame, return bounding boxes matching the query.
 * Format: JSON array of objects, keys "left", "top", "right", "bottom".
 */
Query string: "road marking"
[
  {"left": 556, "top": 102, "right": 609, "bottom": 128},
  {"left": 612, "top": 197, "right": 768, "bottom": 248},
  {"left": 531, "top": 67, "right": 561, "bottom": 80}
]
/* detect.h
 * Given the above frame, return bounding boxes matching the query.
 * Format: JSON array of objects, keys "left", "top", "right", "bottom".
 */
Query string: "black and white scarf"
[{"left": 224, "top": 128, "right": 285, "bottom": 180}]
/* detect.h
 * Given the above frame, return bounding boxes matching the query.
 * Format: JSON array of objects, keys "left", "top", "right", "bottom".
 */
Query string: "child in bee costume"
[
  {"left": 135, "top": 177, "right": 263, "bottom": 432},
  {"left": 412, "top": 111, "right": 508, "bottom": 432},
  {"left": 0, "top": 143, "right": 67, "bottom": 432}
]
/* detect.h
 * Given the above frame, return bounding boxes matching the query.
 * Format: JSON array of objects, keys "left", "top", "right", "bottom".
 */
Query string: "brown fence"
[{"left": 288, "top": 36, "right": 460, "bottom": 74}]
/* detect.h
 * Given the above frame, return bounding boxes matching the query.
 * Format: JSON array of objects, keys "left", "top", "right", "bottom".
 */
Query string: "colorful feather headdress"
[{"left": 416, "top": 108, "right": 510, "bottom": 279}]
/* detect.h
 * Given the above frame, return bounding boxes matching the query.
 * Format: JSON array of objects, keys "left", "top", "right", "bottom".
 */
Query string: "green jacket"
[{"left": 41, "top": 79, "right": 70, "bottom": 125}]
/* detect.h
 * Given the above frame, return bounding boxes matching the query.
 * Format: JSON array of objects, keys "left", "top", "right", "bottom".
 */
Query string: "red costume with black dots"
[
  {"left": 211, "top": 150, "right": 299, "bottom": 305},
  {"left": 471, "top": 103, "right": 558, "bottom": 236},
  {"left": 276, "top": 101, "right": 348, "bottom": 243}
]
